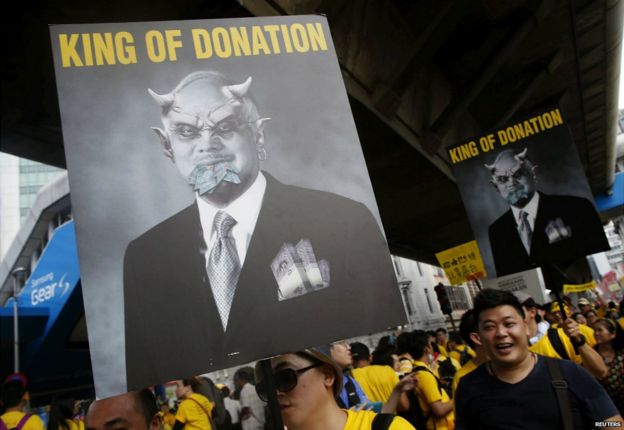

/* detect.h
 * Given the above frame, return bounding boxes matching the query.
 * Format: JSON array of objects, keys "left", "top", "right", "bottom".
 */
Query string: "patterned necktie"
[
  {"left": 518, "top": 210, "right": 533, "bottom": 254},
  {"left": 207, "top": 211, "right": 241, "bottom": 330}
]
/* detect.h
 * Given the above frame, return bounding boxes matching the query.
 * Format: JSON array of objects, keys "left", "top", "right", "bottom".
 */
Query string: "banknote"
[
  {"left": 317, "top": 259, "right": 330, "bottom": 289},
  {"left": 271, "top": 243, "right": 311, "bottom": 301},
  {"left": 187, "top": 163, "right": 240, "bottom": 195},
  {"left": 296, "top": 239, "right": 324, "bottom": 288}
]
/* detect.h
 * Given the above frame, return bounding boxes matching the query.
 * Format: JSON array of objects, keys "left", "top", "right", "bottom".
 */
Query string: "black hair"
[
  {"left": 376, "top": 335, "right": 396, "bottom": 349},
  {"left": 459, "top": 309, "right": 477, "bottom": 348},
  {"left": 234, "top": 368, "right": 253, "bottom": 383},
  {"left": 449, "top": 332, "right": 464, "bottom": 345},
  {"left": 48, "top": 396, "right": 75, "bottom": 430},
  {"left": 181, "top": 377, "right": 201, "bottom": 392},
  {"left": 396, "top": 331, "right": 430, "bottom": 359},
  {"left": 220, "top": 386, "right": 231, "bottom": 398},
  {"left": 1, "top": 380, "right": 26, "bottom": 409},
  {"left": 135, "top": 389, "right": 159, "bottom": 427},
  {"left": 435, "top": 327, "right": 447, "bottom": 335},
  {"left": 396, "top": 332, "right": 412, "bottom": 356},
  {"left": 473, "top": 289, "right": 525, "bottom": 326},
  {"left": 371, "top": 345, "right": 397, "bottom": 367},
  {"left": 349, "top": 342, "right": 370, "bottom": 362}
]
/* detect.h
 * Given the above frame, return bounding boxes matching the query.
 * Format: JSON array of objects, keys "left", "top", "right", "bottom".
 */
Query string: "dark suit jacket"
[
  {"left": 123, "top": 173, "right": 403, "bottom": 390},
  {"left": 488, "top": 192, "right": 609, "bottom": 277}
]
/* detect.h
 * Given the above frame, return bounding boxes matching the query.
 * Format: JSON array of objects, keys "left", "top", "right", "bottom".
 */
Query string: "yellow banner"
[
  {"left": 435, "top": 240, "right": 487, "bottom": 285},
  {"left": 562, "top": 281, "right": 597, "bottom": 293}
]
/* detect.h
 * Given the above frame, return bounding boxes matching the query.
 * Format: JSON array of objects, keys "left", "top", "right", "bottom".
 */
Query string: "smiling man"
[
  {"left": 485, "top": 149, "right": 608, "bottom": 277},
  {"left": 455, "top": 289, "right": 622, "bottom": 430},
  {"left": 123, "top": 70, "right": 401, "bottom": 390}
]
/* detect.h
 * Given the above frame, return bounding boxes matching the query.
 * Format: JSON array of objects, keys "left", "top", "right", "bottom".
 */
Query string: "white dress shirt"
[
  {"left": 511, "top": 192, "right": 540, "bottom": 232},
  {"left": 197, "top": 172, "right": 267, "bottom": 267}
]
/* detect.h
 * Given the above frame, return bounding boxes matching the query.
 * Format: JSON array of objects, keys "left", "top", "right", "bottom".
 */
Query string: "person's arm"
[
  {"left": 381, "top": 374, "right": 417, "bottom": 414},
  {"left": 561, "top": 318, "right": 608, "bottom": 379},
  {"left": 418, "top": 371, "right": 453, "bottom": 418},
  {"left": 430, "top": 399, "right": 454, "bottom": 418}
]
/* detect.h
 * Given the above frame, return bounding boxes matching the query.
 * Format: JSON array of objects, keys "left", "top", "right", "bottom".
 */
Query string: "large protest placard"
[
  {"left": 435, "top": 240, "right": 486, "bottom": 285},
  {"left": 448, "top": 108, "right": 609, "bottom": 279},
  {"left": 50, "top": 16, "right": 405, "bottom": 396}
]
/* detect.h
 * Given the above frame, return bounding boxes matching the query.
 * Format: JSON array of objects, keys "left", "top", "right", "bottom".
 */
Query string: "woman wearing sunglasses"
[{"left": 255, "top": 349, "right": 415, "bottom": 430}]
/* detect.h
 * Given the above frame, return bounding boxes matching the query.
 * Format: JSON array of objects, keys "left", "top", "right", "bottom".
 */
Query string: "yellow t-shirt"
[
  {"left": 550, "top": 323, "right": 595, "bottom": 346},
  {"left": 437, "top": 344, "right": 449, "bottom": 357},
  {"left": 530, "top": 327, "right": 581, "bottom": 363},
  {"left": 0, "top": 412, "right": 44, "bottom": 430},
  {"left": 432, "top": 355, "right": 461, "bottom": 379},
  {"left": 451, "top": 359, "right": 478, "bottom": 395},
  {"left": 352, "top": 365, "right": 400, "bottom": 403},
  {"left": 65, "top": 419, "right": 83, "bottom": 430},
  {"left": 579, "top": 324, "right": 596, "bottom": 346},
  {"left": 343, "top": 410, "right": 415, "bottom": 430},
  {"left": 448, "top": 345, "right": 476, "bottom": 365},
  {"left": 618, "top": 317, "right": 624, "bottom": 331},
  {"left": 413, "top": 361, "right": 454, "bottom": 430},
  {"left": 175, "top": 393, "right": 213, "bottom": 430}
]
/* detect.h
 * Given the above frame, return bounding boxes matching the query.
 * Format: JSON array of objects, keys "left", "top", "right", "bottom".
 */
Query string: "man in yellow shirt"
[
  {"left": 434, "top": 328, "right": 449, "bottom": 357},
  {"left": 447, "top": 333, "right": 476, "bottom": 366},
  {"left": 515, "top": 293, "right": 608, "bottom": 379},
  {"left": 408, "top": 332, "right": 454, "bottom": 430},
  {"left": 350, "top": 342, "right": 400, "bottom": 403},
  {"left": 452, "top": 310, "right": 489, "bottom": 396},
  {"left": 174, "top": 379, "right": 214, "bottom": 430},
  {"left": 549, "top": 301, "right": 596, "bottom": 344},
  {"left": 0, "top": 380, "right": 44, "bottom": 430}
]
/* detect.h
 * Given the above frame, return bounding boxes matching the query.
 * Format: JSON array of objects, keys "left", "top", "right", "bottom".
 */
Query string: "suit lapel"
[
  {"left": 530, "top": 192, "right": 549, "bottom": 256},
  {"left": 501, "top": 210, "right": 530, "bottom": 258},
  {"left": 179, "top": 203, "right": 228, "bottom": 348},
  {"left": 224, "top": 175, "right": 291, "bottom": 346}
]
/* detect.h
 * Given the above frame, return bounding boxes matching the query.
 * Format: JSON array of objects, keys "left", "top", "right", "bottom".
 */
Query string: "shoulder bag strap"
[
  {"left": 547, "top": 328, "right": 570, "bottom": 361},
  {"left": 16, "top": 414, "right": 33, "bottom": 430},
  {"left": 185, "top": 397, "right": 214, "bottom": 427},
  {"left": 371, "top": 413, "right": 395, "bottom": 430},
  {"left": 0, "top": 417, "right": 9, "bottom": 430},
  {"left": 545, "top": 357, "right": 574, "bottom": 430},
  {"left": 413, "top": 365, "right": 444, "bottom": 397}
]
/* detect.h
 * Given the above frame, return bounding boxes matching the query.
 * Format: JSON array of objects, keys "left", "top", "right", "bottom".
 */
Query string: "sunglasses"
[{"left": 255, "top": 362, "right": 323, "bottom": 402}]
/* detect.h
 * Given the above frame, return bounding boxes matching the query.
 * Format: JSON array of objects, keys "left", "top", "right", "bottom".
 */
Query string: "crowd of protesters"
[{"left": 2, "top": 292, "right": 624, "bottom": 430}]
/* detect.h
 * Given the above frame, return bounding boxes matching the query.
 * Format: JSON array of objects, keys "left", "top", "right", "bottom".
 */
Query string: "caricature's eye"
[
  {"left": 213, "top": 119, "right": 238, "bottom": 135},
  {"left": 173, "top": 124, "right": 200, "bottom": 139}
]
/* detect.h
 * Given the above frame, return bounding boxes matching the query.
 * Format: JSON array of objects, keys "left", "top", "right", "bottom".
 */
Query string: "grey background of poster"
[
  {"left": 50, "top": 17, "right": 385, "bottom": 397},
  {"left": 450, "top": 123, "right": 599, "bottom": 279}
]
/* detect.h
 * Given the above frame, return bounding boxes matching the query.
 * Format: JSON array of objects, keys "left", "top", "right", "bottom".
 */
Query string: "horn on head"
[
  {"left": 514, "top": 147, "right": 528, "bottom": 161},
  {"left": 148, "top": 89, "right": 175, "bottom": 110},
  {"left": 225, "top": 77, "right": 252, "bottom": 98},
  {"left": 484, "top": 163, "right": 496, "bottom": 171}
]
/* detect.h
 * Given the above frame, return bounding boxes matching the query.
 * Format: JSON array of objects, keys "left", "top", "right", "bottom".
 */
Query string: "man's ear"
[
  {"left": 149, "top": 412, "right": 163, "bottom": 430},
  {"left": 469, "top": 332, "right": 483, "bottom": 347},
  {"left": 321, "top": 365, "right": 335, "bottom": 391},
  {"left": 253, "top": 118, "right": 271, "bottom": 146},
  {"left": 151, "top": 127, "right": 173, "bottom": 161}
]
